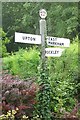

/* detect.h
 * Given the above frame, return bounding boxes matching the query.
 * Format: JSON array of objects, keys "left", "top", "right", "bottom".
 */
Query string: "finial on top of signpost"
[{"left": 39, "top": 9, "right": 47, "bottom": 19}]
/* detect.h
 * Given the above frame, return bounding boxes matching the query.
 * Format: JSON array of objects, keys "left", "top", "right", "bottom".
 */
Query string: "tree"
[
  {"left": 47, "top": 2, "right": 78, "bottom": 40},
  {"left": 2, "top": 2, "right": 78, "bottom": 52}
]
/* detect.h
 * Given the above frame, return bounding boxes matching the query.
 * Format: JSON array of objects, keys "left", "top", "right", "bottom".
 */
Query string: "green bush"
[
  {"left": 3, "top": 47, "right": 40, "bottom": 79},
  {"left": 48, "top": 37, "right": 78, "bottom": 115}
]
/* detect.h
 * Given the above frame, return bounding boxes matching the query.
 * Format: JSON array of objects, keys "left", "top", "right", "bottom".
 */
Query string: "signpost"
[
  {"left": 15, "top": 32, "right": 70, "bottom": 49},
  {"left": 45, "top": 48, "right": 64, "bottom": 57},
  {"left": 15, "top": 32, "right": 41, "bottom": 44},
  {"left": 39, "top": 9, "right": 52, "bottom": 119},
  {"left": 15, "top": 9, "right": 70, "bottom": 119},
  {"left": 47, "top": 36, "right": 70, "bottom": 47}
]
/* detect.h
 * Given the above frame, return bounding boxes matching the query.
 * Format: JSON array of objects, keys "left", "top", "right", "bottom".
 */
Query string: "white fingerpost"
[
  {"left": 39, "top": 9, "right": 47, "bottom": 60},
  {"left": 15, "top": 32, "right": 41, "bottom": 44}
]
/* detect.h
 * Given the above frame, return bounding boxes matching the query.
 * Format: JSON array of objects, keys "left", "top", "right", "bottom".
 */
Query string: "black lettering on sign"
[
  {"left": 51, "top": 50, "right": 59, "bottom": 54},
  {"left": 33, "top": 38, "right": 36, "bottom": 41},
  {"left": 62, "top": 43, "right": 64, "bottom": 46},
  {"left": 50, "top": 51, "right": 53, "bottom": 54},
  {"left": 50, "top": 38, "right": 53, "bottom": 41},
  {"left": 22, "top": 36, "right": 28, "bottom": 40},
  {"left": 54, "top": 42, "right": 57, "bottom": 45},
  {"left": 22, "top": 36, "right": 36, "bottom": 41},
  {"left": 28, "top": 37, "right": 30, "bottom": 40},
  {"left": 48, "top": 42, "right": 51, "bottom": 44},
  {"left": 45, "top": 51, "right": 47, "bottom": 54},
  {"left": 50, "top": 37, "right": 57, "bottom": 41},
  {"left": 45, "top": 51, "right": 50, "bottom": 54},
  {"left": 48, "top": 41, "right": 65, "bottom": 46},
  {"left": 53, "top": 50, "right": 57, "bottom": 54},
  {"left": 22, "top": 36, "right": 26, "bottom": 40},
  {"left": 57, "top": 42, "right": 60, "bottom": 45},
  {"left": 55, "top": 51, "right": 59, "bottom": 54},
  {"left": 30, "top": 37, "right": 32, "bottom": 41},
  {"left": 45, "top": 50, "right": 59, "bottom": 54},
  {"left": 60, "top": 43, "right": 62, "bottom": 45}
]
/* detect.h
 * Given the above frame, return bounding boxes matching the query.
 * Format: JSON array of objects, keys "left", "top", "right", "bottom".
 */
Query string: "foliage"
[
  {"left": 35, "top": 59, "right": 52, "bottom": 119},
  {"left": 2, "top": 2, "right": 78, "bottom": 52},
  {"left": 47, "top": 3, "right": 78, "bottom": 39},
  {"left": 3, "top": 47, "right": 40, "bottom": 79},
  {"left": 2, "top": 2, "right": 27, "bottom": 52},
  {"left": 0, "top": 28, "right": 10, "bottom": 57},
  {"left": 48, "top": 38, "right": 79, "bottom": 117},
  {"left": 1, "top": 1, "right": 79, "bottom": 119},
  {"left": 2, "top": 38, "right": 79, "bottom": 118},
  {"left": 1, "top": 71, "right": 37, "bottom": 119}
]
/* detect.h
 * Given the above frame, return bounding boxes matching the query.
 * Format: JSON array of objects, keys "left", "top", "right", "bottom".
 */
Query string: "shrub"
[
  {"left": 48, "top": 39, "right": 79, "bottom": 116},
  {"left": 1, "top": 71, "right": 38, "bottom": 119},
  {"left": 3, "top": 47, "right": 40, "bottom": 79}
]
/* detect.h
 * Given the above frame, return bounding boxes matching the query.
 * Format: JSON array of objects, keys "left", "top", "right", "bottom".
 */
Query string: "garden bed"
[{"left": 0, "top": 70, "right": 80, "bottom": 120}]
